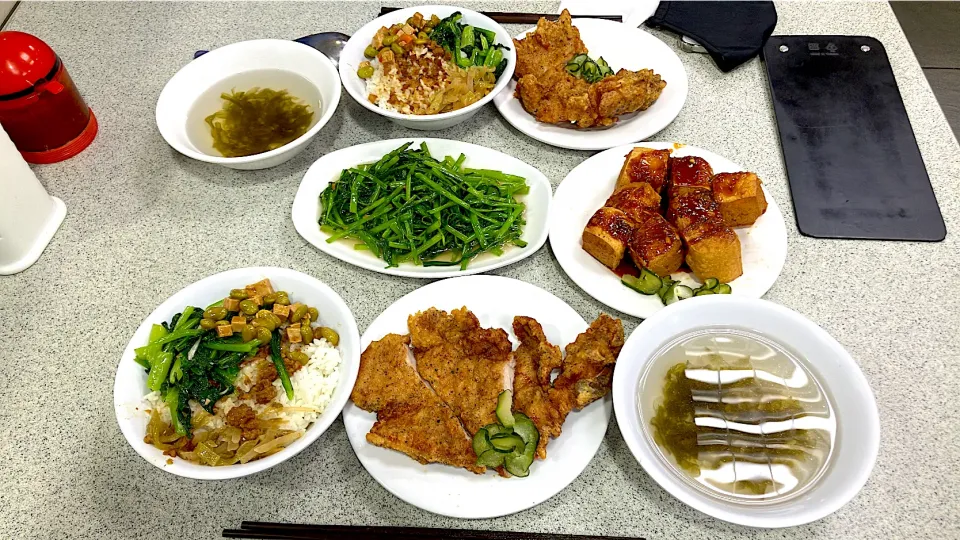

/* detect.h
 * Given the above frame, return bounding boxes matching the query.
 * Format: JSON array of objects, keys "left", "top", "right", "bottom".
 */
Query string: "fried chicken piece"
[
  {"left": 516, "top": 69, "right": 666, "bottom": 128},
  {"left": 352, "top": 333, "right": 484, "bottom": 474},
  {"left": 367, "top": 401, "right": 485, "bottom": 474},
  {"left": 595, "top": 68, "right": 668, "bottom": 118},
  {"left": 512, "top": 10, "right": 666, "bottom": 128},
  {"left": 512, "top": 316, "right": 565, "bottom": 460},
  {"left": 550, "top": 315, "right": 625, "bottom": 418},
  {"left": 409, "top": 308, "right": 512, "bottom": 436},
  {"left": 514, "top": 10, "right": 587, "bottom": 80}
]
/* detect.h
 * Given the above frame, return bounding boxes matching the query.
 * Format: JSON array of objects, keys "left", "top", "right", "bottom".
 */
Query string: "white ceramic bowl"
[
  {"left": 156, "top": 40, "right": 342, "bottom": 170},
  {"left": 612, "top": 296, "right": 880, "bottom": 528},
  {"left": 113, "top": 267, "right": 361, "bottom": 480},
  {"left": 339, "top": 6, "right": 516, "bottom": 130}
]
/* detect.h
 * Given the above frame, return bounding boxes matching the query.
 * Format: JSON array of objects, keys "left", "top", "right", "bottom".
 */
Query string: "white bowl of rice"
[
  {"left": 113, "top": 267, "right": 361, "bottom": 480},
  {"left": 339, "top": 5, "right": 516, "bottom": 130}
]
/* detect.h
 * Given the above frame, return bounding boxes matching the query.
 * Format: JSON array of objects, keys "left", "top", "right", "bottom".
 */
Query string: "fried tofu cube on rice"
[
  {"left": 582, "top": 207, "right": 635, "bottom": 269},
  {"left": 711, "top": 172, "right": 768, "bottom": 227}
]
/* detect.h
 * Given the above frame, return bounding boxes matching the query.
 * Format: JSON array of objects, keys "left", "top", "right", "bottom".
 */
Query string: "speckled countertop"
[{"left": 1, "top": 1, "right": 958, "bottom": 539}]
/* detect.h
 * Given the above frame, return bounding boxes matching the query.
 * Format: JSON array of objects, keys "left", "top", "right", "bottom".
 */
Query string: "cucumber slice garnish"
[
  {"left": 496, "top": 390, "right": 514, "bottom": 427},
  {"left": 695, "top": 289, "right": 715, "bottom": 296},
  {"left": 674, "top": 285, "right": 693, "bottom": 301},
  {"left": 504, "top": 443, "right": 536, "bottom": 477},
  {"left": 638, "top": 268, "right": 663, "bottom": 294},
  {"left": 715, "top": 283, "right": 732, "bottom": 294},
  {"left": 703, "top": 278, "right": 719, "bottom": 289},
  {"left": 476, "top": 449, "right": 506, "bottom": 468},
  {"left": 483, "top": 423, "right": 512, "bottom": 438},
  {"left": 472, "top": 428, "right": 492, "bottom": 456},
  {"left": 490, "top": 433, "right": 525, "bottom": 453},
  {"left": 511, "top": 412, "right": 540, "bottom": 447}
]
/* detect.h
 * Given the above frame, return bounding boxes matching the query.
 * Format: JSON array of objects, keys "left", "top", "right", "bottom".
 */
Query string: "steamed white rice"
[{"left": 143, "top": 338, "right": 342, "bottom": 434}]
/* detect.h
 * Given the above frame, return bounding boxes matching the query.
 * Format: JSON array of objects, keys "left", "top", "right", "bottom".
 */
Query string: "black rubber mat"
[{"left": 763, "top": 35, "right": 946, "bottom": 241}]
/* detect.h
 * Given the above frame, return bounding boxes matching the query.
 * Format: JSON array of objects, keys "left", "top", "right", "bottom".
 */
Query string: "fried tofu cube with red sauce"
[
  {"left": 667, "top": 190, "right": 722, "bottom": 231},
  {"left": 224, "top": 297, "right": 240, "bottom": 312},
  {"left": 712, "top": 172, "right": 768, "bottom": 227},
  {"left": 628, "top": 212, "right": 684, "bottom": 277},
  {"left": 605, "top": 182, "right": 661, "bottom": 222},
  {"left": 231, "top": 316, "right": 247, "bottom": 332},
  {"left": 615, "top": 147, "right": 672, "bottom": 193},
  {"left": 668, "top": 156, "right": 713, "bottom": 197},
  {"left": 682, "top": 220, "right": 742, "bottom": 283},
  {"left": 272, "top": 303, "right": 290, "bottom": 321},
  {"left": 287, "top": 323, "right": 303, "bottom": 343},
  {"left": 216, "top": 324, "right": 234, "bottom": 338},
  {"left": 581, "top": 207, "right": 635, "bottom": 269}
]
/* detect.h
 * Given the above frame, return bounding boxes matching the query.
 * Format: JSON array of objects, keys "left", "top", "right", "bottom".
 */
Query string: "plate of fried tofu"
[{"left": 550, "top": 143, "right": 787, "bottom": 319}]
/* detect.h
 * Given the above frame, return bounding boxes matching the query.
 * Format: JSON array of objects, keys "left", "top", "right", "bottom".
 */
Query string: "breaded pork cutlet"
[
  {"left": 351, "top": 334, "right": 484, "bottom": 474},
  {"left": 512, "top": 316, "right": 565, "bottom": 460},
  {"left": 408, "top": 308, "right": 513, "bottom": 436}
]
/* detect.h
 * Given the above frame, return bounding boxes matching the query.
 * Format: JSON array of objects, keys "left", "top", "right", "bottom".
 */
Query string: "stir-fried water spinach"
[{"left": 318, "top": 142, "right": 529, "bottom": 270}]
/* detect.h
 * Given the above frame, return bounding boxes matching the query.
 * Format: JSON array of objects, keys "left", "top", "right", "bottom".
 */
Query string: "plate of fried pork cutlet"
[
  {"left": 342, "top": 275, "right": 625, "bottom": 518},
  {"left": 550, "top": 142, "right": 788, "bottom": 319}
]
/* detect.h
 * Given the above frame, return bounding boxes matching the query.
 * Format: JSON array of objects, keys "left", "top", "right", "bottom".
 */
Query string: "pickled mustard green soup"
[
  {"left": 205, "top": 87, "right": 314, "bottom": 157},
  {"left": 645, "top": 330, "right": 835, "bottom": 501}
]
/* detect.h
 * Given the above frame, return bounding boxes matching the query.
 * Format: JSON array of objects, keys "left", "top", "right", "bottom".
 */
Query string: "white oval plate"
[
  {"left": 493, "top": 18, "right": 688, "bottom": 150},
  {"left": 550, "top": 142, "right": 788, "bottom": 319},
  {"left": 114, "top": 267, "right": 361, "bottom": 480},
  {"left": 292, "top": 138, "right": 551, "bottom": 278},
  {"left": 342, "top": 275, "right": 611, "bottom": 518},
  {"left": 612, "top": 296, "right": 880, "bottom": 527}
]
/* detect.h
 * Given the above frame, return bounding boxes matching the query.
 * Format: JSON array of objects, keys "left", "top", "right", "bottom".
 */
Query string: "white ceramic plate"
[
  {"left": 292, "top": 138, "right": 551, "bottom": 278},
  {"left": 493, "top": 19, "right": 687, "bottom": 150},
  {"left": 550, "top": 142, "right": 788, "bottom": 319},
  {"left": 612, "top": 296, "right": 880, "bottom": 527},
  {"left": 339, "top": 6, "right": 516, "bottom": 130},
  {"left": 342, "top": 275, "right": 611, "bottom": 518},
  {"left": 114, "top": 267, "right": 361, "bottom": 480}
]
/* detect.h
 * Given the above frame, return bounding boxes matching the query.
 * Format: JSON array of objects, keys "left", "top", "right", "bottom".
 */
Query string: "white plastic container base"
[{"left": 0, "top": 124, "right": 66, "bottom": 275}]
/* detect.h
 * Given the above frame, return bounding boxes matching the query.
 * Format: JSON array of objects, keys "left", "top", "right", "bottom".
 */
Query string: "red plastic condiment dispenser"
[{"left": 0, "top": 31, "right": 97, "bottom": 163}]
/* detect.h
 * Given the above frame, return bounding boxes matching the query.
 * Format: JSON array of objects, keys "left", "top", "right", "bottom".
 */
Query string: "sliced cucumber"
[
  {"left": 511, "top": 412, "right": 540, "bottom": 447},
  {"left": 622, "top": 275, "right": 651, "bottom": 295},
  {"left": 715, "top": 283, "right": 732, "bottom": 294},
  {"left": 703, "top": 278, "right": 720, "bottom": 290},
  {"left": 483, "top": 423, "right": 512, "bottom": 438},
  {"left": 504, "top": 444, "right": 536, "bottom": 477},
  {"left": 472, "top": 428, "right": 492, "bottom": 457},
  {"left": 638, "top": 268, "right": 663, "bottom": 293},
  {"left": 657, "top": 277, "right": 677, "bottom": 301},
  {"left": 476, "top": 449, "right": 506, "bottom": 468},
  {"left": 496, "top": 390, "right": 514, "bottom": 427},
  {"left": 490, "top": 433, "right": 525, "bottom": 453},
  {"left": 674, "top": 285, "right": 693, "bottom": 301},
  {"left": 694, "top": 289, "right": 715, "bottom": 296},
  {"left": 565, "top": 62, "right": 581, "bottom": 74}
]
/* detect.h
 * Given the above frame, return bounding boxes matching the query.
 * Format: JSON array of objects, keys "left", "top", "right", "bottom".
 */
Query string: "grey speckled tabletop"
[{"left": 2, "top": 1, "right": 959, "bottom": 539}]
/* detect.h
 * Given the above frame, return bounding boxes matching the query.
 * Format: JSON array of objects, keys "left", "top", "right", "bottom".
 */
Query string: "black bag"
[{"left": 646, "top": 1, "right": 778, "bottom": 72}]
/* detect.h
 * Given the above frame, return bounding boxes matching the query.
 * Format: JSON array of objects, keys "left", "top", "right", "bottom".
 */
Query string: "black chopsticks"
[
  {"left": 224, "top": 522, "right": 643, "bottom": 540},
  {"left": 378, "top": 8, "right": 623, "bottom": 24}
]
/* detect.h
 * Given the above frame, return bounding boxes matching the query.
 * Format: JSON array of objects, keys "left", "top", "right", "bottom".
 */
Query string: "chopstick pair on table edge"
[
  {"left": 378, "top": 8, "right": 623, "bottom": 24},
  {"left": 224, "top": 522, "right": 643, "bottom": 540}
]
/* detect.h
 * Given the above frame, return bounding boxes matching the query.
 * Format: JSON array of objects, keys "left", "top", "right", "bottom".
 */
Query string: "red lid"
[{"left": 0, "top": 31, "right": 58, "bottom": 97}]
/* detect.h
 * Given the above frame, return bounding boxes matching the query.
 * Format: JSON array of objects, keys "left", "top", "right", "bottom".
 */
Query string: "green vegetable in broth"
[{"left": 205, "top": 87, "right": 314, "bottom": 157}]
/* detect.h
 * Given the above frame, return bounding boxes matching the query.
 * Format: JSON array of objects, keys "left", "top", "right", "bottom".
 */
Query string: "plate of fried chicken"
[
  {"left": 343, "top": 275, "right": 624, "bottom": 518},
  {"left": 493, "top": 10, "right": 687, "bottom": 150},
  {"left": 550, "top": 143, "right": 788, "bottom": 319}
]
